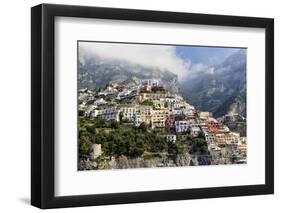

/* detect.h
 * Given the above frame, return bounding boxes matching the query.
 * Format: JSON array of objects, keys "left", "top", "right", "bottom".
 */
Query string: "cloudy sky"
[{"left": 79, "top": 41, "right": 243, "bottom": 81}]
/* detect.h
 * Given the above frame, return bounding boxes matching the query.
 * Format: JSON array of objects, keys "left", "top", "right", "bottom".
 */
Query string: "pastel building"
[
  {"left": 199, "top": 112, "right": 211, "bottom": 120},
  {"left": 119, "top": 105, "right": 138, "bottom": 121},
  {"left": 175, "top": 120, "right": 189, "bottom": 133},
  {"left": 132, "top": 113, "right": 142, "bottom": 126},
  {"left": 190, "top": 126, "right": 201, "bottom": 137},
  {"left": 166, "top": 135, "right": 177, "bottom": 143},
  {"left": 139, "top": 105, "right": 153, "bottom": 125},
  {"left": 143, "top": 79, "right": 159, "bottom": 87},
  {"left": 151, "top": 109, "right": 169, "bottom": 128},
  {"left": 204, "top": 131, "right": 215, "bottom": 144}
]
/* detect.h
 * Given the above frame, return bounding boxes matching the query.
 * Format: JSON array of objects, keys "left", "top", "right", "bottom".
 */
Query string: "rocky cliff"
[{"left": 181, "top": 49, "right": 247, "bottom": 118}]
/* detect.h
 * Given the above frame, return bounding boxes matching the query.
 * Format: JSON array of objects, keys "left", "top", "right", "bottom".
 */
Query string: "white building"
[
  {"left": 171, "top": 108, "right": 182, "bottom": 115},
  {"left": 180, "top": 108, "right": 192, "bottom": 116},
  {"left": 182, "top": 107, "right": 195, "bottom": 117},
  {"left": 240, "top": 137, "right": 247, "bottom": 144},
  {"left": 142, "top": 79, "right": 159, "bottom": 87},
  {"left": 94, "top": 98, "right": 107, "bottom": 106},
  {"left": 175, "top": 121, "right": 189, "bottom": 133},
  {"left": 98, "top": 107, "right": 120, "bottom": 121},
  {"left": 85, "top": 104, "right": 97, "bottom": 116},
  {"left": 132, "top": 113, "right": 142, "bottom": 126},
  {"left": 189, "top": 123, "right": 200, "bottom": 128},
  {"left": 190, "top": 126, "right": 201, "bottom": 137},
  {"left": 118, "top": 88, "right": 131, "bottom": 97},
  {"left": 100, "top": 111, "right": 120, "bottom": 121},
  {"left": 203, "top": 130, "right": 215, "bottom": 144},
  {"left": 166, "top": 135, "right": 177, "bottom": 143},
  {"left": 186, "top": 105, "right": 195, "bottom": 111},
  {"left": 219, "top": 126, "right": 230, "bottom": 133},
  {"left": 229, "top": 132, "right": 240, "bottom": 145},
  {"left": 171, "top": 102, "right": 181, "bottom": 109},
  {"left": 119, "top": 105, "right": 138, "bottom": 121},
  {"left": 165, "top": 98, "right": 179, "bottom": 104},
  {"left": 104, "top": 86, "right": 118, "bottom": 95},
  {"left": 89, "top": 108, "right": 101, "bottom": 119}
]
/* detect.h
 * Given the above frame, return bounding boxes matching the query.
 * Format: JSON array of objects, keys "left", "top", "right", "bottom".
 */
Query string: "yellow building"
[
  {"left": 238, "top": 144, "right": 247, "bottom": 154},
  {"left": 139, "top": 105, "right": 153, "bottom": 125},
  {"left": 140, "top": 91, "right": 171, "bottom": 101},
  {"left": 119, "top": 104, "right": 138, "bottom": 120},
  {"left": 152, "top": 99, "right": 166, "bottom": 109},
  {"left": 199, "top": 111, "right": 211, "bottom": 120},
  {"left": 214, "top": 133, "right": 227, "bottom": 145},
  {"left": 151, "top": 109, "right": 169, "bottom": 128}
]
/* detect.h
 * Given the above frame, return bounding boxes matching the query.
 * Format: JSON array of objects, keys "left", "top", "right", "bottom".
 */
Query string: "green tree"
[
  {"left": 191, "top": 138, "right": 208, "bottom": 154},
  {"left": 119, "top": 112, "right": 124, "bottom": 123},
  {"left": 93, "top": 118, "right": 107, "bottom": 128},
  {"left": 79, "top": 131, "right": 92, "bottom": 158},
  {"left": 86, "top": 125, "right": 96, "bottom": 134},
  {"left": 139, "top": 122, "right": 148, "bottom": 132},
  {"left": 109, "top": 120, "right": 119, "bottom": 129},
  {"left": 79, "top": 109, "right": 85, "bottom": 117},
  {"left": 168, "top": 141, "right": 184, "bottom": 155}
]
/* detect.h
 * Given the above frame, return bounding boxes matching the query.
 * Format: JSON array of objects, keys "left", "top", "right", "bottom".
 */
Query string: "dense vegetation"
[{"left": 78, "top": 118, "right": 192, "bottom": 160}]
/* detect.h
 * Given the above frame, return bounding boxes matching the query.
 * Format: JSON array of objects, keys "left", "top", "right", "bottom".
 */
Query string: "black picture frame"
[{"left": 31, "top": 3, "right": 274, "bottom": 209}]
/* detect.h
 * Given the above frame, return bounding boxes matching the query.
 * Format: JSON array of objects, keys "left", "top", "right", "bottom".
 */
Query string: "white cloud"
[
  {"left": 182, "top": 62, "right": 213, "bottom": 79},
  {"left": 79, "top": 42, "right": 189, "bottom": 80}
]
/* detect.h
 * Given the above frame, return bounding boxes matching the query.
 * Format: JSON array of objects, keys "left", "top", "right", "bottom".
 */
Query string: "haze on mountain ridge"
[{"left": 78, "top": 42, "right": 246, "bottom": 118}]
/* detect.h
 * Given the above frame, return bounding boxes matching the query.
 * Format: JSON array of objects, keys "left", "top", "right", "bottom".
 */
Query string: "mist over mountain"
[
  {"left": 78, "top": 43, "right": 246, "bottom": 118},
  {"left": 180, "top": 49, "right": 246, "bottom": 117},
  {"left": 78, "top": 55, "right": 180, "bottom": 93}
]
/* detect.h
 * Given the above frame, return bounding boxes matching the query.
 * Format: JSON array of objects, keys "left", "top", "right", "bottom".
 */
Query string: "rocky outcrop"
[{"left": 78, "top": 153, "right": 192, "bottom": 170}]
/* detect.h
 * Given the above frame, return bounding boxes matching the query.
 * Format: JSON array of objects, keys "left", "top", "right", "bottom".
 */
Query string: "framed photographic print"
[{"left": 31, "top": 3, "right": 274, "bottom": 209}]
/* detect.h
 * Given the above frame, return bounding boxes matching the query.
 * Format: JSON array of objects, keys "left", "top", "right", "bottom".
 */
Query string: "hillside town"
[{"left": 78, "top": 79, "right": 247, "bottom": 169}]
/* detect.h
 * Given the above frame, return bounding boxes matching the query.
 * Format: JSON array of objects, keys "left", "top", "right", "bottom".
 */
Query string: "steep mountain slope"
[
  {"left": 78, "top": 56, "right": 180, "bottom": 93},
  {"left": 79, "top": 49, "right": 246, "bottom": 118},
  {"left": 181, "top": 50, "right": 246, "bottom": 117}
]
